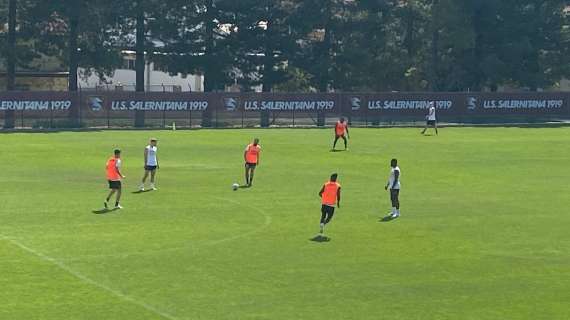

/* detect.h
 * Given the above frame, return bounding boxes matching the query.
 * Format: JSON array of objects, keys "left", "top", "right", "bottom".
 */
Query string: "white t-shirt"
[
  {"left": 427, "top": 106, "right": 436, "bottom": 121},
  {"left": 388, "top": 166, "right": 401, "bottom": 190},
  {"left": 146, "top": 145, "right": 158, "bottom": 166}
]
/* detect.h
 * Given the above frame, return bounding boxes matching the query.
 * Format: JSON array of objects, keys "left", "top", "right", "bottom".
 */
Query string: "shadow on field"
[
  {"left": 92, "top": 208, "right": 119, "bottom": 214},
  {"left": 310, "top": 235, "right": 331, "bottom": 242},
  {"left": 380, "top": 215, "right": 397, "bottom": 222},
  {"left": 329, "top": 149, "right": 347, "bottom": 152},
  {"left": 132, "top": 189, "right": 153, "bottom": 194},
  {"left": 238, "top": 185, "right": 250, "bottom": 189}
]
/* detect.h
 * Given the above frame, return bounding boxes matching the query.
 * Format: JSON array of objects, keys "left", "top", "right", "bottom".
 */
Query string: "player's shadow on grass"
[
  {"left": 92, "top": 208, "right": 119, "bottom": 214},
  {"left": 132, "top": 189, "right": 153, "bottom": 194},
  {"left": 329, "top": 149, "right": 346, "bottom": 152},
  {"left": 380, "top": 215, "right": 397, "bottom": 222},
  {"left": 310, "top": 235, "right": 331, "bottom": 242}
]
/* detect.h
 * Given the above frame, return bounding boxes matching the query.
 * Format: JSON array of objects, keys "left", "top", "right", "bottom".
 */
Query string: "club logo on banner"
[
  {"left": 350, "top": 97, "right": 361, "bottom": 111},
  {"left": 223, "top": 97, "right": 239, "bottom": 111},
  {"left": 88, "top": 96, "right": 104, "bottom": 112},
  {"left": 467, "top": 96, "right": 477, "bottom": 111}
]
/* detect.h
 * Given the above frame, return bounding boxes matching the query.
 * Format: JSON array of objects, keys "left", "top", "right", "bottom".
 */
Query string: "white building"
[{"left": 79, "top": 50, "right": 204, "bottom": 92}]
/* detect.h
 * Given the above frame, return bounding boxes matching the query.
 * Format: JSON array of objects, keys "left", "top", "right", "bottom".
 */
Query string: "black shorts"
[
  {"left": 245, "top": 162, "right": 257, "bottom": 169},
  {"left": 390, "top": 189, "right": 400, "bottom": 203},
  {"left": 321, "top": 204, "right": 335, "bottom": 215},
  {"left": 108, "top": 180, "right": 122, "bottom": 190},
  {"left": 145, "top": 165, "right": 157, "bottom": 171},
  {"left": 427, "top": 120, "right": 436, "bottom": 126}
]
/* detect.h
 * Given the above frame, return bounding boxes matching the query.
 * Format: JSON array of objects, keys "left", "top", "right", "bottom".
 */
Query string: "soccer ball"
[{"left": 232, "top": 183, "right": 240, "bottom": 191}]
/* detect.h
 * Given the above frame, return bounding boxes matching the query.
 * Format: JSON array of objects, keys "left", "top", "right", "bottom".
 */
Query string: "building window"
[
  {"left": 123, "top": 58, "right": 136, "bottom": 70},
  {"left": 153, "top": 61, "right": 168, "bottom": 73}
]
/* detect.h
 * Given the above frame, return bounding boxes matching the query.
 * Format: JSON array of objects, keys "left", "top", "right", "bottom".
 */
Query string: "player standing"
[
  {"left": 244, "top": 138, "right": 261, "bottom": 187},
  {"left": 104, "top": 149, "right": 125, "bottom": 209},
  {"left": 318, "top": 173, "right": 341, "bottom": 235},
  {"left": 384, "top": 158, "right": 401, "bottom": 219},
  {"left": 139, "top": 138, "right": 159, "bottom": 191},
  {"left": 421, "top": 101, "right": 438, "bottom": 135},
  {"left": 332, "top": 117, "right": 350, "bottom": 151}
]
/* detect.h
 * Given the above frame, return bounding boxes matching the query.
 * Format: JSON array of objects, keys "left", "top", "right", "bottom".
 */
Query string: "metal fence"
[{"left": 1, "top": 91, "right": 569, "bottom": 129}]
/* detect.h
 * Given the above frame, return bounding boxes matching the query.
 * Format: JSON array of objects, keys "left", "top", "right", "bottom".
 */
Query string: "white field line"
[
  {"left": 0, "top": 234, "right": 179, "bottom": 320},
  {"left": 0, "top": 195, "right": 272, "bottom": 319}
]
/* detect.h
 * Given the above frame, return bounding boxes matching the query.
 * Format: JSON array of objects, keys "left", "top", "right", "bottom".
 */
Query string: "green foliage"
[
  {"left": 273, "top": 67, "right": 314, "bottom": 92},
  {"left": 149, "top": 0, "right": 238, "bottom": 91},
  {"left": 2, "top": 0, "right": 569, "bottom": 92},
  {"left": 12, "top": 0, "right": 123, "bottom": 81},
  {"left": 0, "top": 0, "right": 39, "bottom": 74}
]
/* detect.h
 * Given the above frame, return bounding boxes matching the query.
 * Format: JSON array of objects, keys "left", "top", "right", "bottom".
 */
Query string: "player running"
[
  {"left": 384, "top": 158, "right": 401, "bottom": 219},
  {"left": 421, "top": 101, "right": 438, "bottom": 135},
  {"left": 244, "top": 138, "right": 261, "bottom": 187},
  {"left": 104, "top": 149, "right": 125, "bottom": 210},
  {"left": 139, "top": 138, "right": 159, "bottom": 191},
  {"left": 318, "top": 173, "right": 342, "bottom": 235},
  {"left": 332, "top": 117, "right": 349, "bottom": 151}
]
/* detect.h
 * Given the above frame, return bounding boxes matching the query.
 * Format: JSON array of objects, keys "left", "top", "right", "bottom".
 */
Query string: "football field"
[{"left": 1, "top": 127, "right": 569, "bottom": 320}]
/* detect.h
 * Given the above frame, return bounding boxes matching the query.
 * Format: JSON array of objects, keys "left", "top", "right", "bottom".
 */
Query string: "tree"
[
  {"left": 22, "top": 0, "right": 123, "bottom": 90},
  {"left": 3, "top": 0, "right": 17, "bottom": 128},
  {"left": 346, "top": 0, "right": 414, "bottom": 91},
  {"left": 224, "top": 0, "right": 297, "bottom": 92},
  {"left": 290, "top": 0, "right": 386, "bottom": 92},
  {"left": 105, "top": 0, "right": 164, "bottom": 126},
  {"left": 134, "top": 0, "right": 146, "bottom": 127},
  {"left": 150, "top": 0, "right": 244, "bottom": 91},
  {"left": 150, "top": 0, "right": 238, "bottom": 126}
]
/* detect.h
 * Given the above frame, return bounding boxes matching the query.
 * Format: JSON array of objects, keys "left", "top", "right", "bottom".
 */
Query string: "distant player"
[
  {"left": 139, "top": 138, "right": 159, "bottom": 191},
  {"left": 384, "top": 158, "right": 401, "bottom": 218},
  {"left": 244, "top": 138, "right": 261, "bottom": 187},
  {"left": 104, "top": 149, "right": 125, "bottom": 210},
  {"left": 421, "top": 101, "right": 438, "bottom": 135},
  {"left": 332, "top": 117, "right": 349, "bottom": 151},
  {"left": 318, "top": 173, "right": 341, "bottom": 234}
]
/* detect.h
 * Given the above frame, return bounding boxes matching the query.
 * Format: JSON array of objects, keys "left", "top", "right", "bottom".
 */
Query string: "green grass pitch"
[{"left": 1, "top": 128, "right": 569, "bottom": 320}]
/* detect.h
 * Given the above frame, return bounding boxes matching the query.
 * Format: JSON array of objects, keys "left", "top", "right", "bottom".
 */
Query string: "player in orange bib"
[
  {"left": 243, "top": 138, "right": 261, "bottom": 187},
  {"left": 104, "top": 149, "right": 126, "bottom": 210},
  {"left": 318, "top": 173, "right": 342, "bottom": 235},
  {"left": 332, "top": 117, "right": 350, "bottom": 151}
]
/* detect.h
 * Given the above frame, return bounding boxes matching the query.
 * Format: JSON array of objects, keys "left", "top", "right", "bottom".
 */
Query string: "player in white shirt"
[
  {"left": 384, "top": 158, "right": 401, "bottom": 219},
  {"left": 421, "top": 101, "right": 438, "bottom": 135},
  {"left": 139, "top": 138, "right": 159, "bottom": 191}
]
